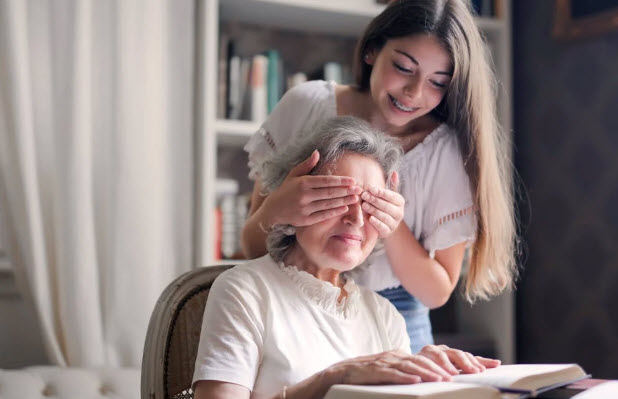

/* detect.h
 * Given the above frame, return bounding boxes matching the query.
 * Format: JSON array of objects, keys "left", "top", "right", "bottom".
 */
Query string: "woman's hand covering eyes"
[
  {"left": 360, "top": 171, "right": 405, "bottom": 237},
  {"left": 262, "top": 150, "right": 362, "bottom": 228}
]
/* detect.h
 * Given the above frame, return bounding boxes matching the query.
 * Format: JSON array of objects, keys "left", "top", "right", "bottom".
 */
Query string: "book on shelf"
[
  {"left": 215, "top": 179, "right": 239, "bottom": 259},
  {"left": 250, "top": 54, "right": 268, "bottom": 123},
  {"left": 287, "top": 72, "right": 307, "bottom": 89},
  {"left": 266, "top": 49, "right": 282, "bottom": 114},
  {"left": 471, "top": 0, "right": 498, "bottom": 17},
  {"left": 308, "top": 61, "right": 351, "bottom": 84},
  {"left": 217, "top": 34, "right": 230, "bottom": 119},
  {"left": 214, "top": 179, "right": 251, "bottom": 260},
  {"left": 324, "top": 364, "right": 589, "bottom": 399}
]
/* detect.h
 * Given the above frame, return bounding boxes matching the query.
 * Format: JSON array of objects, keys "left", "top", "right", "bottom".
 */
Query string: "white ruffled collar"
[{"left": 277, "top": 262, "right": 362, "bottom": 319}]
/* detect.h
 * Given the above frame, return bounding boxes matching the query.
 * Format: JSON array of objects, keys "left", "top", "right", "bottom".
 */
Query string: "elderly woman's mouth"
[{"left": 333, "top": 234, "right": 363, "bottom": 244}]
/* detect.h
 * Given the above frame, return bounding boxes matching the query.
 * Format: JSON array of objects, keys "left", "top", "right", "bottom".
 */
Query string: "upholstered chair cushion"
[{"left": 0, "top": 366, "right": 139, "bottom": 399}]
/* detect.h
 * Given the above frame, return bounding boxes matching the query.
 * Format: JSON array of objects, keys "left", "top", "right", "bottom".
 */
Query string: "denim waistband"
[{"left": 377, "top": 285, "right": 427, "bottom": 312}]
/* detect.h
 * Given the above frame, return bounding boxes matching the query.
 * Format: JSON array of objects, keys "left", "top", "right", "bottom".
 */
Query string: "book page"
[
  {"left": 452, "top": 364, "right": 585, "bottom": 391},
  {"left": 324, "top": 382, "right": 499, "bottom": 399}
]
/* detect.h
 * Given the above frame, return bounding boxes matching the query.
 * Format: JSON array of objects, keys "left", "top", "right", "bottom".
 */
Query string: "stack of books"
[{"left": 217, "top": 37, "right": 350, "bottom": 122}]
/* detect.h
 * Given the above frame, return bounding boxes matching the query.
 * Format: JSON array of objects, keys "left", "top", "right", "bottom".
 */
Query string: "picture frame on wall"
[{"left": 553, "top": 0, "right": 618, "bottom": 40}]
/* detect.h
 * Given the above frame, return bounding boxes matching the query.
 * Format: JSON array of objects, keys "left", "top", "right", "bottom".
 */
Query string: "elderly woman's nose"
[{"left": 343, "top": 201, "right": 365, "bottom": 226}]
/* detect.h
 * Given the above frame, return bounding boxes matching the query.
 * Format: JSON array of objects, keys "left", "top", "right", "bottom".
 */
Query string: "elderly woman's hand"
[
  {"left": 360, "top": 171, "right": 405, "bottom": 237},
  {"left": 262, "top": 150, "right": 362, "bottom": 227},
  {"left": 326, "top": 350, "right": 455, "bottom": 386},
  {"left": 417, "top": 345, "right": 501, "bottom": 374}
]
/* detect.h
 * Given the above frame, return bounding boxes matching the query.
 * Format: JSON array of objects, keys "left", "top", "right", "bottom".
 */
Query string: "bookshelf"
[{"left": 196, "top": 0, "right": 514, "bottom": 363}]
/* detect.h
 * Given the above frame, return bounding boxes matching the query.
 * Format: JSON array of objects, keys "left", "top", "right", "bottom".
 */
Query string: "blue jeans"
[{"left": 377, "top": 286, "right": 433, "bottom": 354}]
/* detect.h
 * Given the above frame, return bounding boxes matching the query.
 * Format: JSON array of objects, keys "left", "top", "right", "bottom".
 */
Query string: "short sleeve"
[
  {"left": 243, "top": 80, "right": 336, "bottom": 180},
  {"left": 422, "top": 132, "right": 477, "bottom": 258},
  {"left": 192, "top": 268, "right": 266, "bottom": 391}
]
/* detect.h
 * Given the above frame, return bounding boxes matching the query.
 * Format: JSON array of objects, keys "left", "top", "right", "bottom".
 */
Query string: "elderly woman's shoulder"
[{"left": 211, "top": 255, "right": 278, "bottom": 291}]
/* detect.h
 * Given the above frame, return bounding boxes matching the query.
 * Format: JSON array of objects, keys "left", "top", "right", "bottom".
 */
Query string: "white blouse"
[
  {"left": 192, "top": 255, "right": 410, "bottom": 399},
  {"left": 244, "top": 80, "right": 477, "bottom": 291}
]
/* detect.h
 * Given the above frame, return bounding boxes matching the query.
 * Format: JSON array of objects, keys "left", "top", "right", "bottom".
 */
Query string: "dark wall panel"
[{"left": 513, "top": 1, "right": 618, "bottom": 379}]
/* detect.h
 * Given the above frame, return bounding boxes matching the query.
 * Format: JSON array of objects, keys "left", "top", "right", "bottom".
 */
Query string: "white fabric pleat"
[{"left": 0, "top": 0, "right": 194, "bottom": 367}]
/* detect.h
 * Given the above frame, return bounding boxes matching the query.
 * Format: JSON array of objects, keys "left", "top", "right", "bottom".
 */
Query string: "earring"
[
  {"left": 282, "top": 225, "right": 296, "bottom": 236},
  {"left": 364, "top": 54, "right": 370, "bottom": 62}
]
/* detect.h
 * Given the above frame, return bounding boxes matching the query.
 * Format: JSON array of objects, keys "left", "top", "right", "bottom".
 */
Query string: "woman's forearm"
[
  {"left": 383, "top": 224, "right": 460, "bottom": 309},
  {"left": 240, "top": 204, "right": 271, "bottom": 259}
]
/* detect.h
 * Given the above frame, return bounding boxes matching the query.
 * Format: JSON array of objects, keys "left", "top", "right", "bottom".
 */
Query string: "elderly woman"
[{"left": 193, "top": 117, "right": 499, "bottom": 399}]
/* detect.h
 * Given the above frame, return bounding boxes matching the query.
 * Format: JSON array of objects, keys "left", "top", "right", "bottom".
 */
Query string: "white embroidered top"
[
  {"left": 192, "top": 255, "right": 410, "bottom": 399},
  {"left": 244, "top": 80, "right": 477, "bottom": 291}
]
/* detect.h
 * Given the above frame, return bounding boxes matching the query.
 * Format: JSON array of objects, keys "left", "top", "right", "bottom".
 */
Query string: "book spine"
[
  {"left": 251, "top": 54, "right": 268, "bottom": 123},
  {"left": 481, "top": 0, "right": 493, "bottom": 17},
  {"left": 225, "top": 40, "right": 236, "bottom": 119},
  {"left": 235, "top": 193, "right": 250, "bottom": 258},
  {"left": 217, "top": 35, "right": 229, "bottom": 119},
  {"left": 493, "top": 0, "right": 503, "bottom": 19},
  {"left": 220, "top": 195, "right": 236, "bottom": 258},
  {"left": 213, "top": 208, "right": 222, "bottom": 260},
  {"left": 231, "top": 57, "right": 251, "bottom": 120},
  {"left": 216, "top": 179, "right": 239, "bottom": 259},
  {"left": 287, "top": 72, "right": 307, "bottom": 89},
  {"left": 228, "top": 55, "right": 241, "bottom": 119},
  {"left": 266, "top": 49, "right": 280, "bottom": 114},
  {"left": 471, "top": 0, "right": 482, "bottom": 15}
]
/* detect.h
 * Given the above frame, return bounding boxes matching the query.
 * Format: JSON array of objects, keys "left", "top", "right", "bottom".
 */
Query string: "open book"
[{"left": 324, "top": 364, "right": 589, "bottom": 399}]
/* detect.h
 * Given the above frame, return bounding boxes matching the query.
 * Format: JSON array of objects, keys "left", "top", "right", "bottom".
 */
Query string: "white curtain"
[{"left": 0, "top": 0, "right": 195, "bottom": 367}]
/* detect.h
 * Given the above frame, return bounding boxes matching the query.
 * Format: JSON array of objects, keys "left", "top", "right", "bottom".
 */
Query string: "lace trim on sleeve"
[
  {"left": 437, "top": 206, "right": 475, "bottom": 226},
  {"left": 424, "top": 206, "right": 477, "bottom": 259},
  {"left": 261, "top": 127, "right": 276, "bottom": 150},
  {"left": 244, "top": 126, "right": 277, "bottom": 181}
]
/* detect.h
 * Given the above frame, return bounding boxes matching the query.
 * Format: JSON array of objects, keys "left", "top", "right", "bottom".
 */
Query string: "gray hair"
[{"left": 259, "top": 116, "right": 402, "bottom": 262}]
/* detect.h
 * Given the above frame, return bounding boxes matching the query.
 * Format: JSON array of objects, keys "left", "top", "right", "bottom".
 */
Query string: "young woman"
[{"left": 241, "top": 0, "right": 517, "bottom": 352}]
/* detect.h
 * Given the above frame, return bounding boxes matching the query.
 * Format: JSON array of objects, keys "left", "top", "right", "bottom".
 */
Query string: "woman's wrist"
[
  {"left": 382, "top": 222, "right": 407, "bottom": 248},
  {"left": 256, "top": 197, "right": 278, "bottom": 230},
  {"left": 282, "top": 367, "right": 343, "bottom": 399},
  {"left": 321, "top": 363, "right": 347, "bottom": 387}
]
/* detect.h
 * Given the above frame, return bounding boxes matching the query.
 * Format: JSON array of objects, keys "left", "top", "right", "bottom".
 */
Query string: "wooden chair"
[{"left": 141, "top": 264, "right": 234, "bottom": 399}]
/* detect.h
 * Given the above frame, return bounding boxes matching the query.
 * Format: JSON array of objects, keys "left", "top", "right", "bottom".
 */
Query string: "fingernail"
[
  {"left": 370, "top": 187, "right": 379, "bottom": 195},
  {"left": 361, "top": 192, "right": 370, "bottom": 200}
]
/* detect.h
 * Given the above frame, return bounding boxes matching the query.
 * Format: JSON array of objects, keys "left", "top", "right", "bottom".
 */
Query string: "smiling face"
[
  {"left": 294, "top": 152, "right": 386, "bottom": 272},
  {"left": 365, "top": 34, "right": 452, "bottom": 131}
]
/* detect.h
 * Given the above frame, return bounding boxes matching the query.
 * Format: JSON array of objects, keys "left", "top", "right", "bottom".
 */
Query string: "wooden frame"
[{"left": 553, "top": 0, "right": 618, "bottom": 40}]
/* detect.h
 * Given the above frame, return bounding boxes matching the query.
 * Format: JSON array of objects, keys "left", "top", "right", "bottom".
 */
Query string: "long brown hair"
[{"left": 354, "top": 0, "right": 518, "bottom": 302}]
